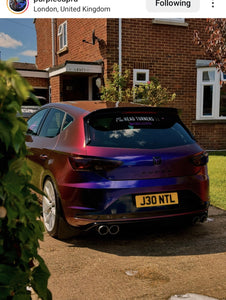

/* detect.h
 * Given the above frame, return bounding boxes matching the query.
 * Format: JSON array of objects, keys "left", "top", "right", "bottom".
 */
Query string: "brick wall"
[
  {"left": 35, "top": 19, "right": 53, "bottom": 70},
  {"left": 105, "top": 19, "right": 226, "bottom": 150},
  {"left": 25, "top": 77, "right": 48, "bottom": 88},
  {"left": 57, "top": 18, "right": 107, "bottom": 65},
  {"left": 50, "top": 76, "right": 61, "bottom": 102},
  {"left": 35, "top": 18, "right": 226, "bottom": 149},
  {"left": 35, "top": 18, "right": 107, "bottom": 70},
  {"left": 106, "top": 19, "right": 205, "bottom": 121}
]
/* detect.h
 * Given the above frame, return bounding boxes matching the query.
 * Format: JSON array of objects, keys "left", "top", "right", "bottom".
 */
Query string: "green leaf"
[
  {"left": 13, "top": 293, "right": 31, "bottom": 300},
  {"left": 0, "top": 287, "right": 13, "bottom": 300},
  {"left": 32, "top": 257, "right": 52, "bottom": 300},
  {"left": 0, "top": 61, "right": 51, "bottom": 299},
  {"left": 28, "top": 183, "right": 45, "bottom": 196},
  {"left": 0, "top": 264, "right": 16, "bottom": 284}
]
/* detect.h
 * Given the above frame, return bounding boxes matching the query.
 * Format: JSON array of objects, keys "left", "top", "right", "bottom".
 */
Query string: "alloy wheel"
[{"left": 43, "top": 179, "right": 57, "bottom": 233}]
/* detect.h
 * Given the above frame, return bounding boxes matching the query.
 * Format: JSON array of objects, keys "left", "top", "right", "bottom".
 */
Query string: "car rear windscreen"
[{"left": 86, "top": 111, "right": 195, "bottom": 149}]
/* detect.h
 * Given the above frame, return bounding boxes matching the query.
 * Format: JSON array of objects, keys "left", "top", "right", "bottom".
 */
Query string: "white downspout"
[
  {"left": 119, "top": 18, "right": 122, "bottom": 74},
  {"left": 51, "top": 19, "right": 55, "bottom": 67},
  {"left": 116, "top": 18, "right": 122, "bottom": 107}
]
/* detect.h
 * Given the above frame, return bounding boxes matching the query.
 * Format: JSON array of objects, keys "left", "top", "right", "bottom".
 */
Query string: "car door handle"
[{"left": 40, "top": 154, "right": 48, "bottom": 160}]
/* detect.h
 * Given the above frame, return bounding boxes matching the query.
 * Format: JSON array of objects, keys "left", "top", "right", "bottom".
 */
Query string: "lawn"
[{"left": 208, "top": 151, "right": 226, "bottom": 210}]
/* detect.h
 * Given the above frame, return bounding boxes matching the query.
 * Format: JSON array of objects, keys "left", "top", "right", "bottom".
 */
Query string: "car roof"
[
  {"left": 61, "top": 101, "right": 109, "bottom": 112},
  {"left": 41, "top": 101, "right": 178, "bottom": 119},
  {"left": 44, "top": 101, "right": 148, "bottom": 113},
  {"left": 42, "top": 101, "right": 108, "bottom": 116}
]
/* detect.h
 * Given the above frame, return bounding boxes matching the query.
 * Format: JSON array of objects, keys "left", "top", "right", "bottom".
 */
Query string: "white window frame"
[
  {"left": 221, "top": 71, "right": 226, "bottom": 82},
  {"left": 154, "top": 18, "right": 185, "bottom": 23},
  {"left": 133, "top": 69, "right": 149, "bottom": 102},
  {"left": 58, "top": 21, "right": 67, "bottom": 51},
  {"left": 196, "top": 67, "right": 225, "bottom": 120},
  {"left": 152, "top": 18, "right": 188, "bottom": 27},
  {"left": 133, "top": 69, "right": 149, "bottom": 87}
]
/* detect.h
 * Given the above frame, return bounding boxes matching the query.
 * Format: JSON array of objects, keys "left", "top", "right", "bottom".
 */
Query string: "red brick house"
[
  {"left": 34, "top": 18, "right": 226, "bottom": 150},
  {"left": 13, "top": 62, "right": 49, "bottom": 117}
]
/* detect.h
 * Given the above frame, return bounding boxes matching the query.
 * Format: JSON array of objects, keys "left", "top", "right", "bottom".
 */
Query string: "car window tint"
[
  {"left": 27, "top": 109, "right": 48, "bottom": 135},
  {"left": 39, "top": 108, "right": 65, "bottom": 138},
  {"left": 62, "top": 114, "right": 73, "bottom": 131},
  {"left": 87, "top": 113, "right": 195, "bottom": 149}
]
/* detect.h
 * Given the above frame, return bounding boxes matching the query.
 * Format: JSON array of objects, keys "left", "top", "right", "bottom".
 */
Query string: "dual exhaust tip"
[
  {"left": 97, "top": 214, "right": 207, "bottom": 235},
  {"left": 192, "top": 214, "right": 208, "bottom": 225},
  {"left": 97, "top": 225, "right": 120, "bottom": 236}
]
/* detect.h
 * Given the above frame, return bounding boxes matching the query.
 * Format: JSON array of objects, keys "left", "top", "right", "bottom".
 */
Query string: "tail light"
[
  {"left": 69, "top": 155, "right": 123, "bottom": 172},
  {"left": 191, "top": 151, "right": 208, "bottom": 166}
]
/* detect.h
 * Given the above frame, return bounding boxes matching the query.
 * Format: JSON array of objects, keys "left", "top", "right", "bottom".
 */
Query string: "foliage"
[
  {"left": 100, "top": 64, "right": 176, "bottom": 106},
  {"left": 208, "top": 151, "right": 226, "bottom": 210},
  {"left": 0, "top": 61, "right": 51, "bottom": 300},
  {"left": 134, "top": 79, "right": 176, "bottom": 106},
  {"left": 194, "top": 18, "right": 226, "bottom": 73},
  {"left": 100, "top": 64, "right": 133, "bottom": 103}
]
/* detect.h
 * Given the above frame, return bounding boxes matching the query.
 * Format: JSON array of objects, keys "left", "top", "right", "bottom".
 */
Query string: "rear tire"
[{"left": 42, "top": 178, "right": 80, "bottom": 239}]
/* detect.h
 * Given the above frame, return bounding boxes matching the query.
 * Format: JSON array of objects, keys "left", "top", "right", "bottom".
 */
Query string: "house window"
[
  {"left": 196, "top": 67, "right": 226, "bottom": 119},
  {"left": 133, "top": 69, "right": 149, "bottom": 86},
  {"left": 155, "top": 18, "right": 185, "bottom": 23},
  {"left": 152, "top": 19, "right": 188, "bottom": 27},
  {"left": 133, "top": 69, "right": 149, "bottom": 102},
  {"left": 221, "top": 72, "right": 226, "bottom": 81},
  {"left": 58, "top": 21, "right": 67, "bottom": 51},
  {"left": 220, "top": 73, "right": 226, "bottom": 116}
]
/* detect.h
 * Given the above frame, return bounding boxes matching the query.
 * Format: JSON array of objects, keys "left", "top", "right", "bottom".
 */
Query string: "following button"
[{"left": 146, "top": 0, "right": 200, "bottom": 12}]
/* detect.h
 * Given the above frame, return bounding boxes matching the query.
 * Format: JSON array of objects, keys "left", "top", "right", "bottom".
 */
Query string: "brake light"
[
  {"left": 69, "top": 155, "right": 123, "bottom": 172},
  {"left": 191, "top": 151, "right": 208, "bottom": 166}
]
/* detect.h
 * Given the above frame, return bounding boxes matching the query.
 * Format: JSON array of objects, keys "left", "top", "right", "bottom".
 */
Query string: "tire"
[{"left": 42, "top": 177, "right": 80, "bottom": 239}]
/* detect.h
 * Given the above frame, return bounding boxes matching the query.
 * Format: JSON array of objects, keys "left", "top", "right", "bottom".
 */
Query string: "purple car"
[{"left": 26, "top": 101, "right": 209, "bottom": 238}]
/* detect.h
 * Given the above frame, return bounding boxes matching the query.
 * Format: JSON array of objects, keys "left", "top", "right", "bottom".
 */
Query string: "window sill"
[
  {"left": 57, "top": 46, "right": 68, "bottom": 55},
  {"left": 152, "top": 19, "right": 188, "bottom": 27},
  {"left": 193, "top": 119, "right": 226, "bottom": 124}
]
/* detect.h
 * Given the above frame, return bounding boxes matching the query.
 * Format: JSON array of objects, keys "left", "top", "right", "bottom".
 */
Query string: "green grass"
[{"left": 208, "top": 151, "right": 226, "bottom": 210}]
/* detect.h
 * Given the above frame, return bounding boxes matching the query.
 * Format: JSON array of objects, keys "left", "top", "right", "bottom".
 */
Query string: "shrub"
[
  {"left": 100, "top": 64, "right": 176, "bottom": 106},
  {"left": 0, "top": 61, "right": 51, "bottom": 300},
  {"left": 134, "top": 79, "right": 176, "bottom": 106},
  {"left": 100, "top": 64, "right": 133, "bottom": 103}
]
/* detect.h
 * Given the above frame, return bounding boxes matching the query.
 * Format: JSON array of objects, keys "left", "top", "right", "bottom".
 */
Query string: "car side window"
[
  {"left": 27, "top": 109, "right": 48, "bottom": 136},
  {"left": 62, "top": 114, "right": 73, "bottom": 131},
  {"left": 39, "top": 108, "right": 65, "bottom": 138}
]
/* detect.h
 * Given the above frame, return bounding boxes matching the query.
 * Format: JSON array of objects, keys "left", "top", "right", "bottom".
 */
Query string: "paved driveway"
[{"left": 38, "top": 206, "right": 226, "bottom": 300}]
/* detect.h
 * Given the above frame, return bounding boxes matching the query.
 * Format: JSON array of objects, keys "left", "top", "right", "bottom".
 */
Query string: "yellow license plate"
[{"left": 135, "top": 192, "right": 178, "bottom": 208}]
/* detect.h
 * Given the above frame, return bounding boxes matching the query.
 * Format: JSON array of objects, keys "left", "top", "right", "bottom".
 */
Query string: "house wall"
[
  {"left": 25, "top": 77, "right": 48, "bottom": 88},
  {"left": 49, "top": 76, "right": 61, "bottom": 102},
  {"left": 106, "top": 19, "right": 202, "bottom": 125},
  {"left": 35, "top": 19, "right": 53, "bottom": 70},
  {"left": 105, "top": 19, "right": 226, "bottom": 150},
  {"left": 35, "top": 18, "right": 108, "bottom": 102},
  {"left": 35, "top": 18, "right": 226, "bottom": 150},
  {"left": 35, "top": 18, "right": 107, "bottom": 70}
]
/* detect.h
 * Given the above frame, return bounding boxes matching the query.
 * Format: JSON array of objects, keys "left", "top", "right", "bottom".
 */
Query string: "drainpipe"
[
  {"left": 119, "top": 18, "right": 122, "bottom": 74},
  {"left": 51, "top": 19, "right": 55, "bottom": 67},
  {"left": 116, "top": 18, "right": 122, "bottom": 107}
]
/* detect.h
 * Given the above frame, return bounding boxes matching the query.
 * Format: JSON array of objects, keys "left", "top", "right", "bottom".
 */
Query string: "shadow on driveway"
[{"left": 67, "top": 206, "right": 226, "bottom": 257}]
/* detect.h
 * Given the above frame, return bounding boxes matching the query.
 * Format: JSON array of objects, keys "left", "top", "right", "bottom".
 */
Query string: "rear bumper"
[
  {"left": 67, "top": 207, "right": 210, "bottom": 230},
  {"left": 60, "top": 174, "right": 209, "bottom": 228}
]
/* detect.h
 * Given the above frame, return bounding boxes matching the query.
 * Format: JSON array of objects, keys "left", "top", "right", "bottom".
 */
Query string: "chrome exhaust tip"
[
  {"left": 97, "top": 225, "right": 109, "bottom": 236},
  {"left": 109, "top": 225, "right": 120, "bottom": 235},
  {"left": 192, "top": 216, "right": 200, "bottom": 225},
  {"left": 200, "top": 214, "right": 207, "bottom": 223}
]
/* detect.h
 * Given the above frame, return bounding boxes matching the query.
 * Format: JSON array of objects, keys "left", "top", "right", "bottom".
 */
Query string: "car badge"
[{"left": 153, "top": 156, "right": 162, "bottom": 165}]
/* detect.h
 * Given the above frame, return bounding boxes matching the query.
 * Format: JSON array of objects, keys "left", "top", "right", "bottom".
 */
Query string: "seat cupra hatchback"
[{"left": 26, "top": 101, "right": 209, "bottom": 238}]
